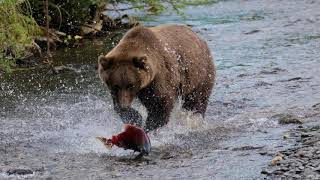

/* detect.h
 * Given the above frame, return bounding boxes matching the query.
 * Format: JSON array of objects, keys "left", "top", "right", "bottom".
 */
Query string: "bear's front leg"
[
  {"left": 114, "top": 106, "right": 143, "bottom": 127},
  {"left": 144, "top": 98, "right": 174, "bottom": 132}
]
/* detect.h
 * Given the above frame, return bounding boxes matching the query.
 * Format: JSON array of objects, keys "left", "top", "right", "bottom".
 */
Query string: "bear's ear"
[
  {"left": 98, "top": 55, "right": 113, "bottom": 70},
  {"left": 132, "top": 56, "right": 148, "bottom": 70}
]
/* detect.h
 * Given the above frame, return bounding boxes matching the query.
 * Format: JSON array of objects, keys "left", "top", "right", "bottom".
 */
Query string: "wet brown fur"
[{"left": 98, "top": 24, "right": 215, "bottom": 131}]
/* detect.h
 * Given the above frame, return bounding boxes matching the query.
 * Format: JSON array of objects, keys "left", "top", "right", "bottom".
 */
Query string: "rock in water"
[
  {"left": 271, "top": 114, "right": 303, "bottom": 124},
  {"left": 7, "top": 169, "right": 33, "bottom": 175}
]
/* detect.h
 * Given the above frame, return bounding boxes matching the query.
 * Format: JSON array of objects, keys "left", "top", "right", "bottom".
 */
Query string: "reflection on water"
[{"left": 1, "top": 0, "right": 320, "bottom": 179}]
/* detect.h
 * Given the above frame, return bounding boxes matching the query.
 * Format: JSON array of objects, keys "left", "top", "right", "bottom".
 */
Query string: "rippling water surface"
[{"left": 1, "top": 0, "right": 320, "bottom": 179}]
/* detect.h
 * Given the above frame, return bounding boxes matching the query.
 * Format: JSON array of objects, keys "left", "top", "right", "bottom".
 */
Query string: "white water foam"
[{"left": 20, "top": 94, "right": 280, "bottom": 156}]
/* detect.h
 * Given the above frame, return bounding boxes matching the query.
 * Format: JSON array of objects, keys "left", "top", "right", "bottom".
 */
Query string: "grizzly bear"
[{"left": 98, "top": 24, "right": 215, "bottom": 131}]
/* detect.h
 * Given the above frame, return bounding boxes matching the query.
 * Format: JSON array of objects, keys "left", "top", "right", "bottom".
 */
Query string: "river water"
[{"left": 1, "top": 0, "right": 320, "bottom": 179}]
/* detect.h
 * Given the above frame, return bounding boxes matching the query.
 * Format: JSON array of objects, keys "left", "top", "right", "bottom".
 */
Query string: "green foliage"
[
  {"left": 0, "top": 0, "right": 41, "bottom": 72},
  {"left": 0, "top": 58, "right": 15, "bottom": 73}
]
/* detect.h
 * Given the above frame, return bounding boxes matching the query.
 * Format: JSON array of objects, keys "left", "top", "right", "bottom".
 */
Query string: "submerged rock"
[
  {"left": 271, "top": 114, "right": 303, "bottom": 124},
  {"left": 7, "top": 168, "right": 33, "bottom": 175},
  {"left": 52, "top": 65, "right": 78, "bottom": 74},
  {"left": 244, "top": 29, "right": 261, "bottom": 35},
  {"left": 231, "top": 145, "right": 264, "bottom": 151},
  {"left": 260, "top": 67, "right": 285, "bottom": 75}
]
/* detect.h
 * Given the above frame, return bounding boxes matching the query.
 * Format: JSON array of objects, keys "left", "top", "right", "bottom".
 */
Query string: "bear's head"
[{"left": 98, "top": 54, "right": 155, "bottom": 109}]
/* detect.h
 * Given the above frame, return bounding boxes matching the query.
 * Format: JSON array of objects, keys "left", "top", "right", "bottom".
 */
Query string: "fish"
[{"left": 96, "top": 124, "right": 151, "bottom": 158}]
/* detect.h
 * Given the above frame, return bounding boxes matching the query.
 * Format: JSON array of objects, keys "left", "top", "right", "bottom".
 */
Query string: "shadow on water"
[{"left": 1, "top": 0, "right": 320, "bottom": 179}]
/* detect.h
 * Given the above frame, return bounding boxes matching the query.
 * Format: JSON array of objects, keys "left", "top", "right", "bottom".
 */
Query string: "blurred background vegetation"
[
  {"left": 0, "top": 0, "right": 41, "bottom": 72},
  {"left": 0, "top": 0, "right": 216, "bottom": 73}
]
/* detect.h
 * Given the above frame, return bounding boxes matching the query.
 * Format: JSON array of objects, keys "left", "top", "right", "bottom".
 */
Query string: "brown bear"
[{"left": 98, "top": 24, "right": 215, "bottom": 131}]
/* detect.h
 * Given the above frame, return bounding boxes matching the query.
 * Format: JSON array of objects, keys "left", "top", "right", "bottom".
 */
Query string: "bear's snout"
[{"left": 116, "top": 90, "right": 134, "bottom": 109}]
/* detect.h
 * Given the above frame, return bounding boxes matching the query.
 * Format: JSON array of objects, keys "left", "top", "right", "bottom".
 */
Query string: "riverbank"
[{"left": 262, "top": 120, "right": 320, "bottom": 179}]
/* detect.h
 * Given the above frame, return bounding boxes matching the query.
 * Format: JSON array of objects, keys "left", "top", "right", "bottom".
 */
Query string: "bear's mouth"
[{"left": 111, "top": 88, "right": 135, "bottom": 109}]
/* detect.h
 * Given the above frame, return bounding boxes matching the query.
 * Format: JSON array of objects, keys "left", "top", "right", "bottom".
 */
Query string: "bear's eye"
[{"left": 127, "top": 84, "right": 135, "bottom": 90}]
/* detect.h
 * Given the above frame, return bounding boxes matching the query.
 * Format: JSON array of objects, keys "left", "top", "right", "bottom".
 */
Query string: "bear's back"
[{"left": 150, "top": 24, "right": 215, "bottom": 94}]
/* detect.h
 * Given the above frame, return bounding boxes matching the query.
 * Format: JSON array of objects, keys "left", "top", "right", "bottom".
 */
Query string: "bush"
[{"left": 0, "top": 0, "right": 41, "bottom": 72}]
